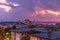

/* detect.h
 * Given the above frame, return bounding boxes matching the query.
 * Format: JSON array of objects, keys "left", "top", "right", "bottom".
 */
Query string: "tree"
[
  {"left": 37, "top": 24, "right": 45, "bottom": 28},
  {"left": 0, "top": 28, "right": 4, "bottom": 40},
  {"left": 56, "top": 26, "right": 60, "bottom": 30},
  {"left": 12, "top": 25, "right": 16, "bottom": 29},
  {"left": 29, "top": 29, "right": 37, "bottom": 34},
  {"left": 47, "top": 25, "right": 56, "bottom": 31},
  {"left": 55, "top": 23, "right": 60, "bottom": 30}
]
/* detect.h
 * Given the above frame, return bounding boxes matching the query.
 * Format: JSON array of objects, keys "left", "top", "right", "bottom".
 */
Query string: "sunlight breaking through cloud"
[
  {"left": 0, "top": 0, "right": 20, "bottom": 12},
  {"left": 12, "top": 3, "right": 20, "bottom": 7},
  {"left": 46, "top": 10, "right": 60, "bottom": 16},
  {"left": 0, "top": 5, "right": 11, "bottom": 12},
  {"left": 32, "top": 9, "right": 60, "bottom": 17},
  {"left": 0, "top": 0, "right": 11, "bottom": 12},
  {"left": 33, "top": 7, "right": 60, "bottom": 16},
  {"left": 0, "top": 0, "right": 6, "bottom": 3}
]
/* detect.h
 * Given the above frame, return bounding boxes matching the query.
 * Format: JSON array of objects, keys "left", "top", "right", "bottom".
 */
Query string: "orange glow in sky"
[
  {"left": 35, "top": 10, "right": 45, "bottom": 15},
  {"left": 39, "top": 10, "right": 45, "bottom": 15},
  {"left": 33, "top": 7, "right": 60, "bottom": 16},
  {"left": 46, "top": 10, "right": 60, "bottom": 15}
]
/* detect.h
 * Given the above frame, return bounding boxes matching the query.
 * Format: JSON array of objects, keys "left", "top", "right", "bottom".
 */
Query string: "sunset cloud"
[{"left": 0, "top": 0, "right": 60, "bottom": 21}]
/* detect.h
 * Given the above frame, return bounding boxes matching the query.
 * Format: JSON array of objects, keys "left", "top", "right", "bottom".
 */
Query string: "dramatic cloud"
[{"left": 0, "top": 0, "right": 60, "bottom": 22}]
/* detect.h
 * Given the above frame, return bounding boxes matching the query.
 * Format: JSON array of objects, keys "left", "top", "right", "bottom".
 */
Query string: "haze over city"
[{"left": 0, "top": 0, "right": 60, "bottom": 22}]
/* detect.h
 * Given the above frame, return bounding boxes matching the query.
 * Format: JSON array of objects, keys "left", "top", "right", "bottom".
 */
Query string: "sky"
[{"left": 0, "top": 0, "right": 60, "bottom": 22}]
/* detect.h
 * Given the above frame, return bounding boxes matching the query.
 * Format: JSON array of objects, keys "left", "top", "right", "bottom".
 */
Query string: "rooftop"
[
  {"left": 33, "top": 28, "right": 48, "bottom": 33},
  {"left": 9, "top": 28, "right": 32, "bottom": 33},
  {"left": 30, "top": 31, "right": 60, "bottom": 39},
  {"left": 30, "top": 33, "right": 48, "bottom": 39},
  {"left": 51, "top": 31, "right": 60, "bottom": 39}
]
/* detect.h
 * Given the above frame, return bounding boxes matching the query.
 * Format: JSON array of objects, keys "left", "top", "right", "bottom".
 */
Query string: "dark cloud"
[
  {"left": 7, "top": 0, "right": 60, "bottom": 11},
  {"left": 9, "top": 0, "right": 60, "bottom": 21},
  {"left": 0, "top": 0, "right": 60, "bottom": 21}
]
